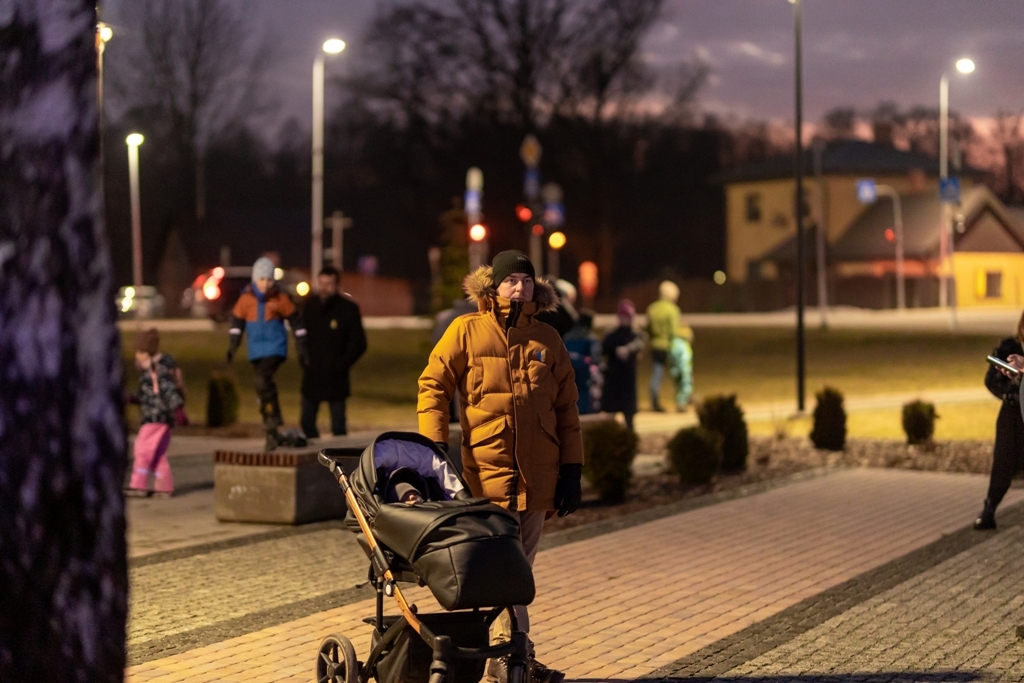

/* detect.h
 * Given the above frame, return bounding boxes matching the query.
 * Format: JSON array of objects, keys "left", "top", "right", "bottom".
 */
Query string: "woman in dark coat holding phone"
[{"left": 975, "top": 310, "right": 1024, "bottom": 530}]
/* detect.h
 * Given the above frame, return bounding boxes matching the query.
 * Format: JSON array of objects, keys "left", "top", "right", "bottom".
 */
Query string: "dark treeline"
[
  {"left": 102, "top": 0, "right": 1019, "bottom": 313},
  {"left": 102, "top": 0, "right": 734, "bottom": 312}
]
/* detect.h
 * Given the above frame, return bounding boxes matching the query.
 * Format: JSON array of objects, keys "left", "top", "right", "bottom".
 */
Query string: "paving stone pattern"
[
  {"left": 129, "top": 529, "right": 367, "bottom": 657},
  {"left": 644, "top": 503, "right": 1024, "bottom": 681},
  {"left": 126, "top": 469, "right": 1018, "bottom": 682},
  {"left": 711, "top": 522, "right": 1024, "bottom": 682}
]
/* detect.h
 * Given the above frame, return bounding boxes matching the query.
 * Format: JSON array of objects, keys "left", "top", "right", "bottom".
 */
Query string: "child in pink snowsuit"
[{"left": 126, "top": 329, "right": 185, "bottom": 497}]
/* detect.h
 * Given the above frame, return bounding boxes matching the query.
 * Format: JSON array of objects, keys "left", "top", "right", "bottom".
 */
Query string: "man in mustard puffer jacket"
[{"left": 418, "top": 250, "right": 583, "bottom": 683}]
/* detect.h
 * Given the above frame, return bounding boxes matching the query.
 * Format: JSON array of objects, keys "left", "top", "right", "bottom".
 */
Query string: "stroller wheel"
[{"left": 316, "top": 633, "right": 358, "bottom": 683}]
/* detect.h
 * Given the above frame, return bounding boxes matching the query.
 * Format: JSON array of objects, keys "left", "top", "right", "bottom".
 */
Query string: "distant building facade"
[{"left": 719, "top": 139, "right": 1024, "bottom": 309}]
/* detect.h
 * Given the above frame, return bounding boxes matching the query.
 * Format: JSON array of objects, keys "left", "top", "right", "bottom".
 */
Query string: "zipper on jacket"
[{"left": 504, "top": 300, "right": 523, "bottom": 511}]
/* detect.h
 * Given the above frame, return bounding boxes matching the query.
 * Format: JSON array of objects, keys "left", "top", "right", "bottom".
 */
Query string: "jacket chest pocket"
[{"left": 526, "top": 358, "right": 553, "bottom": 395}]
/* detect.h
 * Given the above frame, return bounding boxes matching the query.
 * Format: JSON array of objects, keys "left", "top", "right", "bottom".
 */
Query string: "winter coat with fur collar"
[{"left": 417, "top": 266, "right": 584, "bottom": 512}]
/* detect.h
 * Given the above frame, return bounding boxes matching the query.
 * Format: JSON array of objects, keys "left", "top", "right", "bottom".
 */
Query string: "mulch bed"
[{"left": 543, "top": 435, "right": 998, "bottom": 533}]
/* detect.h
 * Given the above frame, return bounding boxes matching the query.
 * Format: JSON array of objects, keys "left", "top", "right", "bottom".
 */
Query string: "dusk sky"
[{"left": 103, "top": 0, "right": 1024, "bottom": 136}]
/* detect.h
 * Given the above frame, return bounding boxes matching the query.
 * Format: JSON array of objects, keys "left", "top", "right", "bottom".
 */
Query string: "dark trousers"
[
  {"left": 251, "top": 356, "right": 285, "bottom": 429},
  {"left": 300, "top": 395, "right": 347, "bottom": 438},
  {"left": 988, "top": 400, "right": 1024, "bottom": 507}
]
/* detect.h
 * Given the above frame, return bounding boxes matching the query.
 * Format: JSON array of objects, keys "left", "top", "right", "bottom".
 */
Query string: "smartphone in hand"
[{"left": 987, "top": 355, "right": 1021, "bottom": 375}]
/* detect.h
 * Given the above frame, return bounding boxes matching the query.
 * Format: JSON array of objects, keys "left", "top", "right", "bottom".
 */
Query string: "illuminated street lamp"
[
  {"left": 469, "top": 223, "right": 488, "bottom": 270},
  {"left": 126, "top": 133, "right": 145, "bottom": 287},
  {"left": 96, "top": 23, "right": 112, "bottom": 187},
  {"left": 547, "top": 231, "right": 566, "bottom": 279},
  {"left": 938, "top": 57, "right": 974, "bottom": 312},
  {"left": 312, "top": 37, "right": 346, "bottom": 281}
]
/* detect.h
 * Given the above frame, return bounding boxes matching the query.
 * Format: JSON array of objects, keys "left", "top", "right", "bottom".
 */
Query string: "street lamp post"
[
  {"left": 792, "top": 0, "right": 806, "bottom": 413},
  {"left": 126, "top": 133, "right": 145, "bottom": 288},
  {"left": 547, "top": 231, "right": 566, "bottom": 279},
  {"left": 938, "top": 57, "right": 974, "bottom": 312},
  {"left": 312, "top": 38, "right": 346, "bottom": 282},
  {"left": 96, "top": 23, "right": 112, "bottom": 169}
]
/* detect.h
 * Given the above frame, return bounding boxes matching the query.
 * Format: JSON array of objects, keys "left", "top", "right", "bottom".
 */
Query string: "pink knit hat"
[{"left": 617, "top": 299, "right": 636, "bottom": 318}]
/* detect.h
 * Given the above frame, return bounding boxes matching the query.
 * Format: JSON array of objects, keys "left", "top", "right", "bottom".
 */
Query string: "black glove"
[
  {"left": 226, "top": 348, "right": 235, "bottom": 364},
  {"left": 297, "top": 339, "right": 310, "bottom": 369},
  {"left": 553, "top": 463, "right": 582, "bottom": 517}
]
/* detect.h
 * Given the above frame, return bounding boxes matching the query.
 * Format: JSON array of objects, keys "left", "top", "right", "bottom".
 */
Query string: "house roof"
[
  {"left": 830, "top": 185, "right": 1024, "bottom": 262},
  {"left": 718, "top": 139, "right": 949, "bottom": 184}
]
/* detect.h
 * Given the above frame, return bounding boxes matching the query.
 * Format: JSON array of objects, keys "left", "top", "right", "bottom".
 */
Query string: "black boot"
[
  {"left": 264, "top": 428, "right": 279, "bottom": 452},
  {"left": 973, "top": 498, "right": 997, "bottom": 530}
]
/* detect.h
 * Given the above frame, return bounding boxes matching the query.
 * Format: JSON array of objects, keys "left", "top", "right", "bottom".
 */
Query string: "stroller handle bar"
[
  {"left": 319, "top": 449, "right": 429, "bottom": 638},
  {"left": 315, "top": 450, "right": 423, "bottom": 638}
]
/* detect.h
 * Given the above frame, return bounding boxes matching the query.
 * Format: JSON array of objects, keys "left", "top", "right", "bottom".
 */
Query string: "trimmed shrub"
[
  {"left": 206, "top": 372, "right": 239, "bottom": 427},
  {"left": 810, "top": 386, "right": 846, "bottom": 451},
  {"left": 902, "top": 400, "right": 938, "bottom": 445},
  {"left": 697, "top": 394, "right": 749, "bottom": 472},
  {"left": 582, "top": 420, "right": 638, "bottom": 503},
  {"left": 667, "top": 426, "right": 723, "bottom": 485}
]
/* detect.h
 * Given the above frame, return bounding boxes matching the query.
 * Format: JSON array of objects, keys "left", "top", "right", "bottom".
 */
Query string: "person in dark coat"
[
  {"left": 601, "top": 300, "right": 645, "bottom": 431},
  {"left": 975, "top": 310, "right": 1024, "bottom": 530},
  {"left": 534, "top": 278, "right": 578, "bottom": 337},
  {"left": 300, "top": 265, "right": 367, "bottom": 438}
]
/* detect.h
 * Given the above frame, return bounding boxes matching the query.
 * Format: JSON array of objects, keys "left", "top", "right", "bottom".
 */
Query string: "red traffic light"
[
  {"left": 516, "top": 204, "right": 533, "bottom": 222},
  {"left": 884, "top": 228, "right": 895, "bottom": 243},
  {"left": 469, "top": 224, "right": 487, "bottom": 242},
  {"left": 531, "top": 223, "right": 544, "bottom": 236}
]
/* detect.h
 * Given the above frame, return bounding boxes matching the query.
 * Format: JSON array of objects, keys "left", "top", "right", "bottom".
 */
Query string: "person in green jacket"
[{"left": 645, "top": 280, "right": 690, "bottom": 412}]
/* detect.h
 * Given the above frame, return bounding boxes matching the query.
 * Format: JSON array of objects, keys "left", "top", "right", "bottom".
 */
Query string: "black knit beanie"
[{"left": 491, "top": 250, "right": 535, "bottom": 287}]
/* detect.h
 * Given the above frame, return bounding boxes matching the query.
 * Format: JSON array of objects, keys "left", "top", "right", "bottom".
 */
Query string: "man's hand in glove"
[
  {"left": 297, "top": 340, "right": 310, "bottom": 369},
  {"left": 552, "top": 463, "right": 582, "bottom": 517},
  {"left": 226, "top": 348, "right": 235, "bottom": 364}
]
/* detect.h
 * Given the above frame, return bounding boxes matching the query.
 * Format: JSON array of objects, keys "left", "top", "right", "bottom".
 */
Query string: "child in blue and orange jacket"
[{"left": 227, "top": 257, "right": 308, "bottom": 451}]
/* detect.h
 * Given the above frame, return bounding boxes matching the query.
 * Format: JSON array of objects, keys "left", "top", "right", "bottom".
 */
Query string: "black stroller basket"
[{"left": 316, "top": 432, "right": 535, "bottom": 683}]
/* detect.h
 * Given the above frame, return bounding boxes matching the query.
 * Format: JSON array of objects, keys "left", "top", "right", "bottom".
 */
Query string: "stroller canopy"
[
  {"left": 348, "top": 432, "right": 466, "bottom": 527},
  {"left": 343, "top": 432, "right": 535, "bottom": 611}
]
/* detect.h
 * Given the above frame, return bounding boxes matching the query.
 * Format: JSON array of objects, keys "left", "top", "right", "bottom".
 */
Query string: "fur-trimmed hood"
[{"left": 463, "top": 266, "right": 560, "bottom": 313}]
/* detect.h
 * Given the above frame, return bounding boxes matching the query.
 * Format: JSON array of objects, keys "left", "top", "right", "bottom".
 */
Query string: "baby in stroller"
[
  {"left": 383, "top": 467, "right": 434, "bottom": 506},
  {"left": 317, "top": 432, "right": 539, "bottom": 683}
]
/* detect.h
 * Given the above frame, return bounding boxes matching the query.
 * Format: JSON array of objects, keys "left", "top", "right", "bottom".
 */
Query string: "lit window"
[
  {"left": 745, "top": 193, "right": 762, "bottom": 222},
  {"left": 985, "top": 272, "right": 1002, "bottom": 299}
]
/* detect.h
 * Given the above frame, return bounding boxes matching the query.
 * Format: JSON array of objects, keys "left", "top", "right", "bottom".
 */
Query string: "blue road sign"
[
  {"left": 543, "top": 202, "right": 564, "bottom": 227},
  {"left": 940, "top": 177, "right": 961, "bottom": 204},
  {"left": 856, "top": 178, "right": 877, "bottom": 204},
  {"left": 464, "top": 189, "right": 481, "bottom": 215},
  {"left": 524, "top": 168, "right": 540, "bottom": 201}
]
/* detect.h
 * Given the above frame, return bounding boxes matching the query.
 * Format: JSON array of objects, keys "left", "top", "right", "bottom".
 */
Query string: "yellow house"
[
  {"left": 723, "top": 140, "right": 949, "bottom": 283},
  {"left": 830, "top": 185, "right": 1024, "bottom": 308}
]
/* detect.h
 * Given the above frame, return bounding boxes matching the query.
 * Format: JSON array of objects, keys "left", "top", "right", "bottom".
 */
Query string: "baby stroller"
[{"left": 316, "top": 432, "right": 536, "bottom": 683}]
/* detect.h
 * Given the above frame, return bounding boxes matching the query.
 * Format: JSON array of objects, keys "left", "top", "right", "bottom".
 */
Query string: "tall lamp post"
[
  {"left": 312, "top": 37, "right": 346, "bottom": 282},
  {"left": 547, "top": 231, "right": 566, "bottom": 279},
  {"left": 791, "top": 0, "right": 806, "bottom": 412},
  {"left": 96, "top": 23, "right": 112, "bottom": 167},
  {"left": 126, "top": 133, "right": 145, "bottom": 288},
  {"left": 938, "top": 57, "right": 974, "bottom": 311}
]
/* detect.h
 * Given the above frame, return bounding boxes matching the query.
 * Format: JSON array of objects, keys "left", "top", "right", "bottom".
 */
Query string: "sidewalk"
[{"left": 125, "top": 468, "right": 1023, "bottom": 682}]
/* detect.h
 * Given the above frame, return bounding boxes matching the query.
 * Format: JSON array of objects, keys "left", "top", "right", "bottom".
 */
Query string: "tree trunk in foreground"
[{"left": 0, "top": 1, "right": 128, "bottom": 681}]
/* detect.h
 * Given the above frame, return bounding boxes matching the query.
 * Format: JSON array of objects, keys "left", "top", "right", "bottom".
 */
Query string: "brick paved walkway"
[
  {"left": 693, "top": 518, "right": 1024, "bottom": 681},
  {"left": 125, "top": 469, "right": 1021, "bottom": 682}
]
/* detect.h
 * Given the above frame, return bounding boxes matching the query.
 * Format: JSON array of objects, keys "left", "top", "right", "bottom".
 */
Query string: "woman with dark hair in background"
[{"left": 975, "top": 310, "right": 1024, "bottom": 530}]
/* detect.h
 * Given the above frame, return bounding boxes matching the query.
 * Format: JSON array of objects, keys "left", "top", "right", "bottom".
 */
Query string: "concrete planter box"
[{"left": 213, "top": 449, "right": 361, "bottom": 525}]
